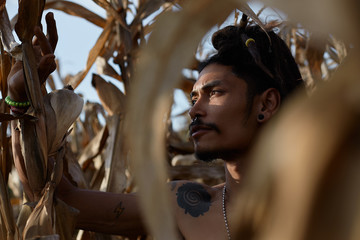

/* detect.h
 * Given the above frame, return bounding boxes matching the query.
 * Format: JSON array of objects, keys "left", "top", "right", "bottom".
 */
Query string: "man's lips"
[
  {"left": 189, "top": 118, "right": 220, "bottom": 138},
  {"left": 190, "top": 125, "right": 214, "bottom": 137}
]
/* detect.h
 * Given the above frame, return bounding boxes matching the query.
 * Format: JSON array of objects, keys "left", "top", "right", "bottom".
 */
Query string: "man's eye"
[
  {"left": 210, "top": 90, "right": 221, "bottom": 96},
  {"left": 191, "top": 99, "right": 197, "bottom": 106}
]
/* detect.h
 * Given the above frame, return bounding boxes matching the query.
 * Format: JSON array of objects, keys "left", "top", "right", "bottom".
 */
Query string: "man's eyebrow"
[{"left": 190, "top": 80, "right": 223, "bottom": 98}]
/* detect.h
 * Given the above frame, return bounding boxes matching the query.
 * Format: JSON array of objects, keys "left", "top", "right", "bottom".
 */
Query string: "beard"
[
  {"left": 194, "top": 149, "right": 242, "bottom": 163},
  {"left": 194, "top": 150, "right": 220, "bottom": 162}
]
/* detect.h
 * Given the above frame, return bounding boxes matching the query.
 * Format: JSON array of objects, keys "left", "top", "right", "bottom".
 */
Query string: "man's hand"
[{"left": 7, "top": 12, "right": 58, "bottom": 102}]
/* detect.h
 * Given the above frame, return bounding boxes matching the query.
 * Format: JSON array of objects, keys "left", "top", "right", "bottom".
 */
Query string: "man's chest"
[
  {"left": 171, "top": 181, "right": 228, "bottom": 239},
  {"left": 176, "top": 199, "right": 229, "bottom": 240}
]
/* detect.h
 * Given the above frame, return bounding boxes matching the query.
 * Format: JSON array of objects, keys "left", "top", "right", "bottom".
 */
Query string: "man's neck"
[{"left": 223, "top": 153, "right": 250, "bottom": 201}]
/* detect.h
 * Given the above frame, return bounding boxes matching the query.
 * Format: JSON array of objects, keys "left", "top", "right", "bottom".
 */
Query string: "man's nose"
[{"left": 189, "top": 99, "right": 206, "bottom": 120}]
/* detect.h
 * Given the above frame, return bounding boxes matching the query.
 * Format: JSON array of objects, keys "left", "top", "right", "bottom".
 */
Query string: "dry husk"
[
  {"left": 44, "top": 88, "right": 84, "bottom": 156},
  {"left": 22, "top": 182, "right": 57, "bottom": 239},
  {"left": 92, "top": 74, "right": 126, "bottom": 116}
]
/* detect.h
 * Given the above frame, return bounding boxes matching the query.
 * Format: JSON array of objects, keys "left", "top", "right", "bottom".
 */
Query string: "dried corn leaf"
[
  {"left": 101, "top": 114, "right": 127, "bottom": 193},
  {"left": 63, "top": 144, "right": 89, "bottom": 189},
  {"left": 167, "top": 130, "right": 194, "bottom": 154},
  {"left": 64, "top": 71, "right": 83, "bottom": 89},
  {"left": 0, "top": 170, "right": 18, "bottom": 239},
  {"left": 11, "top": 120, "right": 35, "bottom": 202},
  {"left": 22, "top": 182, "right": 57, "bottom": 239},
  {"left": 0, "top": 101, "right": 11, "bottom": 184},
  {"left": 49, "top": 149, "right": 79, "bottom": 240},
  {"left": 66, "top": 17, "right": 114, "bottom": 89},
  {"left": 47, "top": 75, "right": 56, "bottom": 91},
  {"left": 54, "top": 198, "right": 79, "bottom": 240},
  {"left": 293, "top": 29, "right": 307, "bottom": 66},
  {"left": 43, "top": 93, "right": 57, "bottom": 159},
  {"left": 82, "top": 102, "right": 105, "bottom": 140},
  {"left": 45, "top": 0, "right": 106, "bottom": 28},
  {"left": 95, "top": 57, "right": 122, "bottom": 82},
  {"left": 131, "top": 0, "right": 165, "bottom": 27},
  {"left": 278, "top": 23, "right": 292, "bottom": 47},
  {"left": 20, "top": 117, "right": 47, "bottom": 201},
  {"left": 45, "top": 88, "right": 84, "bottom": 155},
  {"left": 0, "top": 39, "right": 11, "bottom": 95},
  {"left": 262, "top": 0, "right": 358, "bottom": 43},
  {"left": 0, "top": 217, "right": 6, "bottom": 240},
  {"left": 302, "top": 130, "right": 360, "bottom": 240},
  {"left": 177, "top": 76, "right": 196, "bottom": 94},
  {"left": 0, "top": 7, "right": 21, "bottom": 58},
  {"left": 142, "top": 7, "right": 170, "bottom": 36},
  {"left": 96, "top": 30, "right": 118, "bottom": 60},
  {"left": 327, "top": 36, "right": 347, "bottom": 64},
  {"left": 116, "top": 24, "right": 133, "bottom": 85},
  {"left": 239, "top": 2, "right": 269, "bottom": 37},
  {"left": 16, "top": 203, "right": 32, "bottom": 238},
  {"left": 78, "top": 124, "right": 108, "bottom": 168},
  {"left": 15, "top": 0, "right": 45, "bottom": 42},
  {"left": 22, "top": 148, "right": 65, "bottom": 239},
  {"left": 91, "top": 74, "right": 126, "bottom": 115},
  {"left": 88, "top": 157, "right": 105, "bottom": 190},
  {"left": 127, "top": 0, "right": 239, "bottom": 239},
  {"left": 22, "top": 41, "right": 48, "bottom": 171},
  {"left": 306, "top": 35, "right": 326, "bottom": 84},
  {"left": 92, "top": 0, "right": 128, "bottom": 29},
  {"left": 22, "top": 41, "right": 44, "bottom": 108},
  {"left": 52, "top": 147, "right": 66, "bottom": 188}
]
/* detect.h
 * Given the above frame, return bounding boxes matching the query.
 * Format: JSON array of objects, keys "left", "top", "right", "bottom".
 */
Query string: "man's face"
[{"left": 189, "top": 63, "right": 259, "bottom": 161}]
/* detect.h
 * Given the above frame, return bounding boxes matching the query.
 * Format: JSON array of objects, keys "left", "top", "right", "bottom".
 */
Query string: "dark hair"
[{"left": 199, "top": 24, "right": 304, "bottom": 106}]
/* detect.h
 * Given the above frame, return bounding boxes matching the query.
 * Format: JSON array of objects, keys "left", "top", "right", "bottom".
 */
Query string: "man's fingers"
[
  {"left": 34, "top": 26, "right": 53, "bottom": 55},
  {"left": 45, "top": 12, "right": 58, "bottom": 52},
  {"left": 32, "top": 12, "right": 58, "bottom": 57},
  {"left": 38, "top": 54, "right": 56, "bottom": 84}
]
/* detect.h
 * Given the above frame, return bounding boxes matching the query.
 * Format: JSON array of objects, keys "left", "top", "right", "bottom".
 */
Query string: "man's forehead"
[
  {"left": 191, "top": 68, "right": 235, "bottom": 94},
  {"left": 192, "top": 79, "right": 222, "bottom": 91},
  {"left": 190, "top": 65, "right": 247, "bottom": 98},
  {"left": 190, "top": 79, "right": 225, "bottom": 98}
]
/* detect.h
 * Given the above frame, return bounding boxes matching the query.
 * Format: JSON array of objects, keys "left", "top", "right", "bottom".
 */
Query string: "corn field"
[{"left": 0, "top": 0, "right": 359, "bottom": 239}]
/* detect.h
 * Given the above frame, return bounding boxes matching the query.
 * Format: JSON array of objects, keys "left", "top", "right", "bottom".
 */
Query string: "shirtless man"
[{"left": 8, "top": 13, "right": 303, "bottom": 239}]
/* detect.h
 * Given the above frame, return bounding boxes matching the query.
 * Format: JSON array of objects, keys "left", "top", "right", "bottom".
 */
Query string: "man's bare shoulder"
[{"left": 168, "top": 180, "right": 225, "bottom": 239}]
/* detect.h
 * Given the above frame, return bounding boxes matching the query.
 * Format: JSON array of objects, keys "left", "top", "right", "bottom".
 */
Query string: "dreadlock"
[{"left": 199, "top": 15, "right": 304, "bottom": 107}]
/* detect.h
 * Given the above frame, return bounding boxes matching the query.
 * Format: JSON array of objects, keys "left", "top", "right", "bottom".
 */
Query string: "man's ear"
[{"left": 257, "top": 88, "right": 281, "bottom": 123}]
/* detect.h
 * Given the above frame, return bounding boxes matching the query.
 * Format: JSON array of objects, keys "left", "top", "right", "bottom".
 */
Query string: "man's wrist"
[
  {"left": 4, "top": 96, "right": 30, "bottom": 115},
  {"left": 5, "top": 96, "right": 30, "bottom": 108},
  {"left": 9, "top": 106, "right": 29, "bottom": 115}
]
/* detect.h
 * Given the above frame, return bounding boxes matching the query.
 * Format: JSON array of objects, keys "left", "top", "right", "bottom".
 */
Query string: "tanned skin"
[{"left": 9, "top": 14, "right": 281, "bottom": 239}]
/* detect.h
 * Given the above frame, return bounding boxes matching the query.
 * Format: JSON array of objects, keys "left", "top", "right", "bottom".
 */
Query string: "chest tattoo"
[{"left": 176, "top": 183, "right": 211, "bottom": 217}]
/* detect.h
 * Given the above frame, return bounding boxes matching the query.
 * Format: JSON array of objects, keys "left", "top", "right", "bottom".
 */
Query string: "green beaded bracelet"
[{"left": 4, "top": 96, "right": 30, "bottom": 108}]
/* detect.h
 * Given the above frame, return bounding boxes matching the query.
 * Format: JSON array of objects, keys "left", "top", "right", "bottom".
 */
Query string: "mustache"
[{"left": 189, "top": 118, "right": 220, "bottom": 133}]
